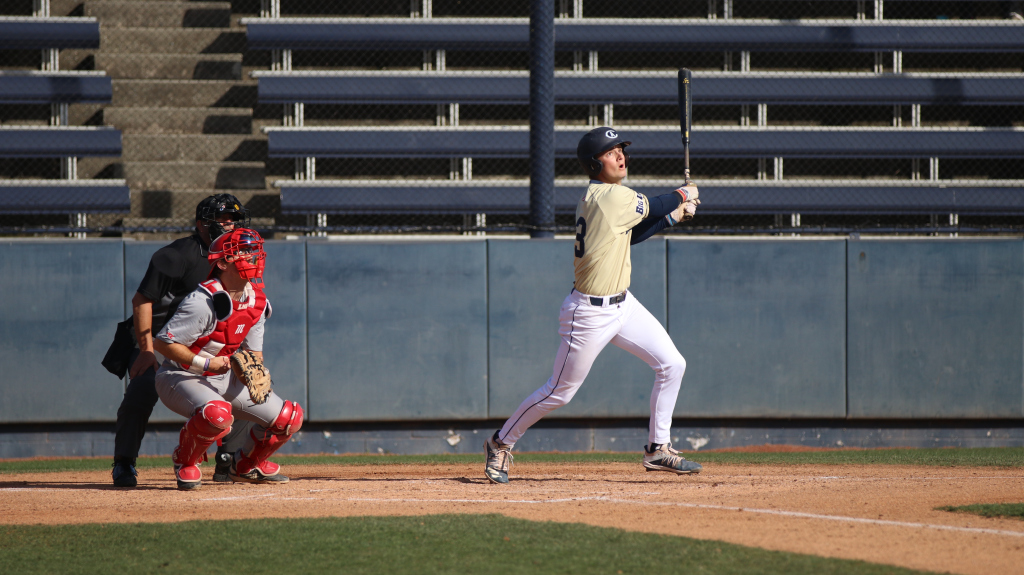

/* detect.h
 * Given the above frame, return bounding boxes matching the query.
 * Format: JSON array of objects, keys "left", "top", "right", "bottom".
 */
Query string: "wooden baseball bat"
[
  {"left": 678, "top": 68, "right": 695, "bottom": 219},
  {"left": 678, "top": 67, "right": 692, "bottom": 184}
]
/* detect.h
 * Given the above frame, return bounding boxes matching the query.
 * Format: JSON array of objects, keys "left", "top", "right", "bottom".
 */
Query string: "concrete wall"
[{"left": 1, "top": 237, "right": 1021, "bottom": 424}]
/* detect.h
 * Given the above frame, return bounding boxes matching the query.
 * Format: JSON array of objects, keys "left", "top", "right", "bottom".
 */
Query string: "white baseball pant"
[{"left": 497, "top": 289, "right": 685, "bottom": 447}]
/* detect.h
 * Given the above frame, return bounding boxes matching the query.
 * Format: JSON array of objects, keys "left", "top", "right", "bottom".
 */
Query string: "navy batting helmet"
[{"left": 577, "top": 127, "right": 631, "bottom": 178}]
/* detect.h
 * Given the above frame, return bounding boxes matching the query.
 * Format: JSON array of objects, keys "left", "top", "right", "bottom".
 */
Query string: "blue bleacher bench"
[
  {"left": 0, "top": 16, "right": 101, "bottom": 50},
  {"left": 277, "top": 180, "right": 1024, "bottom": 216},
  {"left": 0, "top": 127, "right": 122, "bottom": 158},
  {"left": 264, "top": 126, "right": 1024, "bottom": 160},
  {"left": 245, "top": 18, "right": 1024, "bottom": 53},
  {"left": 254, "top": 71, "right": 1024, "bottom": 107},
  {"left": 0, "top": 72, "right": 113, "bottom": 105},
  {"left": 0, "top": 180, "right": 129, "bottom": 214}
]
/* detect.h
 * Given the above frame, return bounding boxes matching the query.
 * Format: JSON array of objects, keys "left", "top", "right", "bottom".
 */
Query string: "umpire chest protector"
[{"left": 182, "top": 279, "right": 270, "bottom": 374}]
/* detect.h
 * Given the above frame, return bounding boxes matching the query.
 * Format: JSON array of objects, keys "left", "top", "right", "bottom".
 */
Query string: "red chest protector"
[{"left": 180, "top": 279, "right": 270, "bottom": 375}]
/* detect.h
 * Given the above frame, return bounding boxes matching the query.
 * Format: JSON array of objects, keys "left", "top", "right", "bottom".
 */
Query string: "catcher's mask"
[
  {"left": 196, "top": 193, "right": 250, "bottom": 242},
  {"left": 576, "top": 126, "right": 631, "bottom": 179},
  {"left": 208, "top": 228, "right": 266, "bottom": 285}
]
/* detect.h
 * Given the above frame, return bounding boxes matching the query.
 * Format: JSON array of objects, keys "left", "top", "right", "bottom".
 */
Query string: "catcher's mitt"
[{"left": 230, "top": 348, "right": 272, "bottom": 405}]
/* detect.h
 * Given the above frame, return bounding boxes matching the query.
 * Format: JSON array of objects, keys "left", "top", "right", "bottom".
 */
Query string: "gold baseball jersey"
[{"left": 573, "top": 181, "right": 650, "bottom": 296}]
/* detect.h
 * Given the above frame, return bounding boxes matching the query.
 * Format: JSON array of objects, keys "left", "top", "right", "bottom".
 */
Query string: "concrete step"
[
  {"left": 112, "top": 80, "right": 256, "bottom": 108},
  {"left": 101, "top": 28, "right": 245, "bottom": 55},
  {"left": 123, "top": 135, "right": 266, "bottom": 162},
  {"left": 102, "top": 107, "right": 253, "bottom": 135},
  {"left": 124, "top": 189, "right": 277, "bottom": 219},
  {"left": 96, "top": 53, "right": 242, "bottom": 80},
  {"left": 122, "top": 161, "right": 266, "bottom": 191},
  {"left": 85, "top": 1, "right": 233, "bottom": 29}
]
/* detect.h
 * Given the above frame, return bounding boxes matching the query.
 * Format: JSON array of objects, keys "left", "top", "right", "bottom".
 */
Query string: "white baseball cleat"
[
  {"left": 643, "top": 443, "right": 703, "bottom": 474},
  {"left": 484, "top": 431, "right": 513, "bottom": 484}
]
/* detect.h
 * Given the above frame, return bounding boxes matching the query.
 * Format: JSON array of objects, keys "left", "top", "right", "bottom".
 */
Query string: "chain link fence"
[{"left": 1, "top": 0, "right": 1022, "bottom": 237}]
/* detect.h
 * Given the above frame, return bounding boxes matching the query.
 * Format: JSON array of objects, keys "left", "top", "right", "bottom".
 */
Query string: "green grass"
[
  {"left": 3, "top": 447, "right": 1022, "bottom": 475},
  {"left": 0, "top": 514, "right": 933, "bottom": 575},
  {"left": 937, "top": 503, "right": 1024, "bottom": 521}
]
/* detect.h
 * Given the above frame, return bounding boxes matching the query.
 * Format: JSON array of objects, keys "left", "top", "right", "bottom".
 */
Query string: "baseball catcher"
[{"left": 152, "top": 228, "right": 303, "bottom": 490}]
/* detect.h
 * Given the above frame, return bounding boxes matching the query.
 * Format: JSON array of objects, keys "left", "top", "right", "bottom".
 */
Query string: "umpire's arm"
[{"left": 129, "top": 292, "right": 158, "bottom": 378}]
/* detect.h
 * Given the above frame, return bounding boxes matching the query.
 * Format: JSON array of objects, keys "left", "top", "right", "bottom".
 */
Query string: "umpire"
[{"left": 106, "top": 194, "right": 254, "bottom": 487}]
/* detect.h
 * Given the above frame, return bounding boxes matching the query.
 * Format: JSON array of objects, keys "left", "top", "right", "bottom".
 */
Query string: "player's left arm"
[{"left": 628, "top": 186, "right": 700, "bottom": 244}]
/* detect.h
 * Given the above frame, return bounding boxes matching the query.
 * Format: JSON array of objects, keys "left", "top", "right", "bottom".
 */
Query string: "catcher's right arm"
[{"left": 231, "top": 348, "right": 273, "bottom": 405}]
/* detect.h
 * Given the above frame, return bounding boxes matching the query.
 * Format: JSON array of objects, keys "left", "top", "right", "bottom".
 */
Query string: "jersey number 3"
[{"left": 574, "top": 217, "right": 587, "bottom": 258}]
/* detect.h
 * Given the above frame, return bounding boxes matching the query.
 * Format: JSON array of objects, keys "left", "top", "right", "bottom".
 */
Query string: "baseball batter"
[
  {"left": 153, "top": 228, "right": 303, "bottom": 490},
  {"left": 484, "top": 127, "right": 702, "bottom": 484}
]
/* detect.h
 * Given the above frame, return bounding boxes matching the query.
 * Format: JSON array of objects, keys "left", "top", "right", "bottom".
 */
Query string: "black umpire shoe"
[
  {"left": 111, "top": 459, "right": 138, "bottom": 488},
  {"left": 212, "top": 450, "right": 233, "bottom": 482}
]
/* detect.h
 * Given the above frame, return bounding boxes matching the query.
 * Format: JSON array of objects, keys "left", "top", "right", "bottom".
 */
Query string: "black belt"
[{"left": 588, "top": 291, "right": 627, "bottom": 307}]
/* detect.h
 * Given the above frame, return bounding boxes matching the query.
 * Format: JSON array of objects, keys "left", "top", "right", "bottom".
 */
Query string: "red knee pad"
[
  {"left": 238, "top": 401, "right": 303, "bottom": 473},
  {"left": 175, "top": 400, "right": 234, "bottom": 467},
  {"left": 270, "top": 400, "right": 304, "bottom": 437},
  {"left": 196, "top": 400, "right": 234, "bottom": 435}
]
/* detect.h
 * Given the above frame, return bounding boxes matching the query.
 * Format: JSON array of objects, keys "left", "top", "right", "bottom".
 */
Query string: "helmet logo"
[{"left": 606, "top": 129, "right": 618, "bottom": 138}]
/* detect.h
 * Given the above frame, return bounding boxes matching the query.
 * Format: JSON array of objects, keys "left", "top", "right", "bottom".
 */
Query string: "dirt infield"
[{"left": 3, "top": 460, "right": 1024, "bottom": 575}]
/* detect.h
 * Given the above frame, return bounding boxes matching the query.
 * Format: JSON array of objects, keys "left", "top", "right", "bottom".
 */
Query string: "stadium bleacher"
[
  {"left": 254, "top": 71, "right": 1024, "bottom": 107},
  {"left": 0, "top": 71, "right": 112, "bottom": 104},
  {"left": 265, "top": 126, "right": 1024, "bottom": 160},
  {"left": 244, "top": 18, "right": 1024, "bottom": 53},
  {"left": 279, "top": 180, "right": 1024, "bottom": 216},
  {"left": 0, "top": 16, "right": 100, "bottom": 50},
  {"left": 0, "top": 12, "right": 126, "bottom": 231},
  {"left": 244, "top": 9, "right": 1024, "bottom": 225}
]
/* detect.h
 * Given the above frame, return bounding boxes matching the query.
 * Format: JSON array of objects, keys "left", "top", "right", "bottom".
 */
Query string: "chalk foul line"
[{"left": 280, "top": 495, "right": 1024, "bottom": 538}]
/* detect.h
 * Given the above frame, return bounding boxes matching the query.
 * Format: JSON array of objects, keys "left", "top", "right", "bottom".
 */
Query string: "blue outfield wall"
[{"left": 0, "top": 237, "right": 1022, "bottom": 429}]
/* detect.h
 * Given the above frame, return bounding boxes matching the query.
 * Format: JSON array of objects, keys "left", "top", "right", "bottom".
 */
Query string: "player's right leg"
[
  {"left": 155, "top": 371, "right": 234, "bottom": 490},
  {"left": 610, "top": 295, "right": 701, "bottom": 475},
  {"left": 486, "top": 291, "right": 620, "bottom": 483}
]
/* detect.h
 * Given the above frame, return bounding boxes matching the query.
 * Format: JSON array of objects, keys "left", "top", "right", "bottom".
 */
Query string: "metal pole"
[{"left": 529, "top": 0, "right": 555, "bottom": 238}]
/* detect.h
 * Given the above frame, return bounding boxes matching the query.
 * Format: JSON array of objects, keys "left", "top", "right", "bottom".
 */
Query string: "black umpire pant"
[{"left": 114, "top": 348, "right": 251, "bottom": 463}]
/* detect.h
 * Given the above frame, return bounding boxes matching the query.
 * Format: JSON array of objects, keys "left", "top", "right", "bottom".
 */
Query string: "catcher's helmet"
[
  {"left": 208, "top": 228, "right": 266, "bottom": 284},
  {"left": 196, "top": 193, "right": 250, "bottom": 242},
  {"left": 577, "top": 126, "right": 631, "bottom": 178}
]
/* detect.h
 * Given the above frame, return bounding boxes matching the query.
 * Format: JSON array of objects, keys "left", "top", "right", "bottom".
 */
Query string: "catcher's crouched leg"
[
  {"left": 173, "top": 400, "right": 233, "bottom": 491},
  {"left": 231, "top": 400, "right": 303, "bottom": 484}
]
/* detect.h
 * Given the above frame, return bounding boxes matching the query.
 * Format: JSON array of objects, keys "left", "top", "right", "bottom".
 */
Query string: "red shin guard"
[
  {"left": 173, "top": 400, "right": 234, "bottom": 467},
  {"left": 236, "top": 401, "right": 303, "bottom": 473}
]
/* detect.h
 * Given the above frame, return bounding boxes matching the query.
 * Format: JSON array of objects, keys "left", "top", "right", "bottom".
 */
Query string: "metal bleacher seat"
[
  {"left": 255, "top": 71, "right": 1024, "bottom": 107},
  {"left": 245, "top": 15, "right": 1024, "bottom": 218},
  {"left": 0, "top": 16, "right": 100, "bottom": 50},
  {"left": 245, "top": 18, "right": 1024, "bottom": 53},
  {"left": 267, "top": 126, "right": 1024, "bottom": 216},
  {"left": 0, "top": 15, "right": 127, "bottom": 224},
  {"left": 0, "top": 71, "right": 112, "bottom": 105},
  {"left": 266, "top": 126, "right": 1024, "bottom": 160},
  {"left": 279, "top": 180, "right": 1024, "bottom": 216}
]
